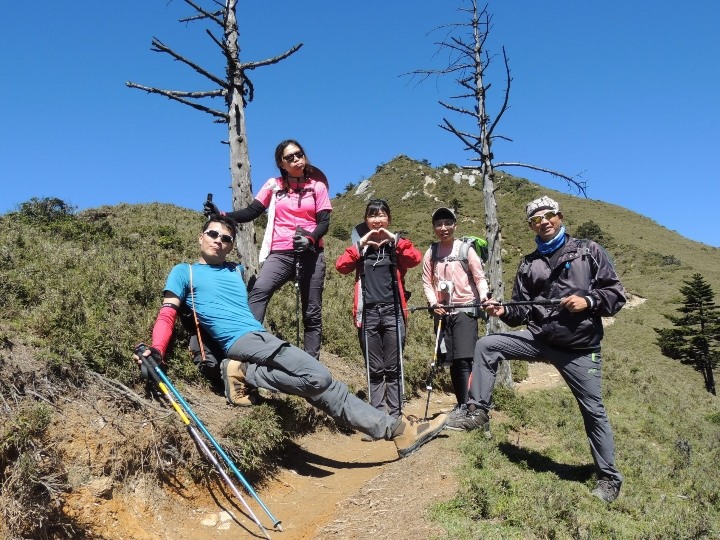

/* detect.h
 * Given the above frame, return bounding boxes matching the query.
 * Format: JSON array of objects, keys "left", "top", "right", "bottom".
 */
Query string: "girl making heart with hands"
[{"left": 335, "top": 199, "right": 421, "bottom": 423}]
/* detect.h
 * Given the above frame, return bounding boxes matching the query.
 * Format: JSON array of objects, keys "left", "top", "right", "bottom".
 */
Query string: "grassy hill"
[{"left": 1, "top": 156, "right": 719, "bottom": 538}]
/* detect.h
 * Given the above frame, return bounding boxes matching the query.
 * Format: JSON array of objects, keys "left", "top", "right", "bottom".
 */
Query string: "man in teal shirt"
[{"left": 136, "top": 215, "right": 447, "bottom": 458}]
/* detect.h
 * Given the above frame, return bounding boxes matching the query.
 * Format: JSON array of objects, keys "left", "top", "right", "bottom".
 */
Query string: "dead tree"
[
  {"left": 126, "top": 0, "right": 302, "bottom": 284},
  {"left": 410, "top": 1, "right": 587, "bottom": 388}
]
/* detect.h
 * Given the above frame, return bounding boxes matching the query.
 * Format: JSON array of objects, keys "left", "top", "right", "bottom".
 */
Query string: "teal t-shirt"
[{"left": 164, "top": 262, "right": 265, "bottom": 354}]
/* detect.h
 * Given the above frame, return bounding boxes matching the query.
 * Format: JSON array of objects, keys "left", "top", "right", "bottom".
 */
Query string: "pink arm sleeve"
[{"left": 151, "top": 305, "right": 178, "bottom": 358}]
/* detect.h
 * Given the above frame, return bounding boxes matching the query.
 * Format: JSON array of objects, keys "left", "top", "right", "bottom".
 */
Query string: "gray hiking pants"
[
  {"left": 468, "top": 329, "right": 622, "bottom": 483},
  {"left": 359, "top": 303, "right": 405, "bottom": 418},
  {"left": 227, "top": 332, "right": 397, "bottom": 440},
  {"left": 248, "top": 250, "right": 325, "bottom": 359}
]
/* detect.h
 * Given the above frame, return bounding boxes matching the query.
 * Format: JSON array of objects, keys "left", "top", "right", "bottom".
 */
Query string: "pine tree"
[{"left": 655, "top": 273, "right": 720, "bottom": 395}]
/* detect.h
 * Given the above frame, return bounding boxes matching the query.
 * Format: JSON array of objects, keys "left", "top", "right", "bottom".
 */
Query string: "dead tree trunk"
[
  {"left": 126, "top": 0, "right": 302, "bottom": 283},
  {"left": 223, "top": 2, "right": 257, "bottom": 284},
  {"left": 410, "top": 0, "right": 587, "bottom": 388}
]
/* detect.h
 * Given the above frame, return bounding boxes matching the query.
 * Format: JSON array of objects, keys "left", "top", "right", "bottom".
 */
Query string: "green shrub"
[{"left": 14, "top": 196, "right": 75, "bottom": 223}]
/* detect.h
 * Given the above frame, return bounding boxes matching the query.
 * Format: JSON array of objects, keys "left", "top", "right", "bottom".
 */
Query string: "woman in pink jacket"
[
  {"left": 335, "top": 200, "right": 421, "bottom": 423},
  {"left": 204, "top": 139, "right": 331, "bottom": 360}
]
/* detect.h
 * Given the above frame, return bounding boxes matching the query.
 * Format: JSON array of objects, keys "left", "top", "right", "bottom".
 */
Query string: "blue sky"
[{"left": 1, "top": 1, "right": 718, "bottom": 246}]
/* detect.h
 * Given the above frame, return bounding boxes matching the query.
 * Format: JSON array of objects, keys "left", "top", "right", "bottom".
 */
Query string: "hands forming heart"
[{"left": 361, "top": 227, "right": 394, "bottom": 249}]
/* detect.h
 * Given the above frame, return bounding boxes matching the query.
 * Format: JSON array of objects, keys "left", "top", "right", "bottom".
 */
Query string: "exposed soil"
[
  {"left": 58, "top": 395, "right": 463, "bottom": 540},
  {"left": 51, "top": 359, "right": 563, "bottom": 540}
]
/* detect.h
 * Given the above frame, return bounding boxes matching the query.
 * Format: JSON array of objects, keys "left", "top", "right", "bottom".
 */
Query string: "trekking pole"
[
  {"left": 423, "top": 317, "right": 444, "bottom": 421},
  {"left": 358, "top": 264, "right": 372, "bottom": 403},
  {"left": 408, "top": 299, "right": 561, "bottom": 313},
  {"left": 395, "top": 307, "right": 405, "bottom": 414},
  {"left": 135, "top": 345, "right": 282, "bottom": 532},
  {"left": 294, "top": 255, "right": 301, "bottom": 348},
  {"left": 388, "top": 249, "right": 405, "bottom": 413},
  {"left": 362, "top": 308, "right": 372, "bottom": 403},
  {"left": 155, "top": 378, "right": 271, "bottom": 539}
]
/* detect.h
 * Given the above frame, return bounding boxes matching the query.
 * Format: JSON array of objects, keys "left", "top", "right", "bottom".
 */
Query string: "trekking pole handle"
[{"left": 134, "top": 343, "right": 161, "bottom": 380}]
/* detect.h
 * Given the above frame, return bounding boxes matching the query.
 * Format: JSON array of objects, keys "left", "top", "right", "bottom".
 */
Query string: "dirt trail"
[
  {"left": 117, "top": 392, "right": 459, "bottom": 540},
  {"left": 261, "top": 393, "right": 458, "bottom": 540}
]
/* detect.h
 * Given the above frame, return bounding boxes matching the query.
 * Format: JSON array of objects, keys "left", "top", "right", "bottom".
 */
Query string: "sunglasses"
[
  {"left": 204, "top": 229, "right": 234, "bottom": 244},
  {"left": 528, "top": 211, "right": 558, "bottom": 225},
  {"left": 282, "top": 150, "right": 304, "bottom": 163}
]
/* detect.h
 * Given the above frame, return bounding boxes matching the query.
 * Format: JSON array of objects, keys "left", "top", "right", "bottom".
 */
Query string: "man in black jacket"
[{"left": 446, "top": 196, "right": 625, "bottom": 503}]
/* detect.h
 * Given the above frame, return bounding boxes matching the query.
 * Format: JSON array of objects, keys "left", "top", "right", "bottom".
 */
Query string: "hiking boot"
[
  {"left": 220, "top": 359, "right": 259, "bottom": 407},
  {"left": 392, "top": 414, "right": 448, "bottom": 458},
  {"left": 447, "top": 404, "right": 467, "bottom": 424},
  {"left": 591, "top": 478, "right": 622, "bottom": 503},
  {"left": 444, "top": 404, "right": 469, "bottom": 431},
  {"left": 444, "top": 404, "right": 489, "bottom": 432}
]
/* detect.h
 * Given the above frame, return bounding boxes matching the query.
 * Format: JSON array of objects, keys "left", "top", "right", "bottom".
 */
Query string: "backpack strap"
[
  {"left": 430, "top": 239, "right": 475, "bottom": 287},
  {"left": 430, "top": 242, "right": 439, "bottom": 286},
  {"left": 188, "top": 263, "right": 208, "bottom": 364},
  {"left": 576, "top": 239, "right": 600, "bottom": 291},
  {"left": 457, "top": 238, "right": 472, "bottom": 277}
]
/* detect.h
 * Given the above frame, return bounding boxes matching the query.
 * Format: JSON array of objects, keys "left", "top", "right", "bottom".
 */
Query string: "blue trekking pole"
[
  {"left": 135, "top": 344, "right": 282, "bottom": 532},
  {"left": 154, "top": 377, "right": 270, "bottom": 539}
]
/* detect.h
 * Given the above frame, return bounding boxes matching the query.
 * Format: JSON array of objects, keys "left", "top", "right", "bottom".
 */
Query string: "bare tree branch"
[
  {"left": 205, "top": 27, "right": 227, "bottom": 54},
  {"left": 240, "top": 43, "right": 304, "bottom": 71},
  {"left": 126, "top": 82, "right": 228, "bottom": 120},
  {"left": 441, "top": 118, "right": 481, "bottom": 153},
  {"left": 439, "top": 100, "right": 475, "bottom": 116},
  {"left": 180, "top": 0, "right": 224, "bottom": 26},
  {"left": 486, "top": 46, "right": 511, "bottom": 140},
  {"left": 492, "top": 162, "right": 588, "bottom": 194},
  {"left": 151, "top": 38, "right": 227, "bottom": 88}
]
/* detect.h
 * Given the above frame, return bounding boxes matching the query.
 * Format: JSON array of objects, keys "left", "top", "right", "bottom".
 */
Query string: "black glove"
[
  {"left": 293, "top": 233, "right": 312, "bottom": 252},
  {"left": 293, "top": 227, "right": 316, "bottom": 253},
  {"left": 203, "top": 200, "right": 222, "bottom": 218},
  {"left": 134, "top": 343, "right": 164, "bottom": 380}
]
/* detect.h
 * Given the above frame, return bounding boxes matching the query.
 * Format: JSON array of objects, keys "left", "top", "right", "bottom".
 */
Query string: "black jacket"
[{"left": 501, "top": 234, "right": 626, "bottom": 350}]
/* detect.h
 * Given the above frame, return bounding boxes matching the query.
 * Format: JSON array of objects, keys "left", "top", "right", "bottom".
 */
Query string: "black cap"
[{"left": 432, "top": 207, "right": 456, "bottom": 223}]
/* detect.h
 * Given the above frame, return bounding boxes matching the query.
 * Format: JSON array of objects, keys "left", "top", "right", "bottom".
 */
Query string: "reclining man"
[{"left": 134, "top": 214, "right": 447, "bottom": 459}]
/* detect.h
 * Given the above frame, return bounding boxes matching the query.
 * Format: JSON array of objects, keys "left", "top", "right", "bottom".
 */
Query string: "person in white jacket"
[{"left": 422, "top": 207, "right": 489, "bottom": 409}]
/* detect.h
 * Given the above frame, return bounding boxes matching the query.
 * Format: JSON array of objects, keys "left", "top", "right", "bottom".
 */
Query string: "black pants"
[
  {"left": 436, "top": 311, "right": 478, "bottom": 405},
  {"left": 249, "top": 250, "right": 325, "bottom": 359},
  {"left": 359, "top": 303, "right": 405, "bottom": 418}
]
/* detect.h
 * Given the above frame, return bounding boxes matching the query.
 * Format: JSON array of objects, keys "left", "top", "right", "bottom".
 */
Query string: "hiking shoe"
[
  {"left": 392, "top": 414, "right": 448, "bottom": 458},
  {"left": 220, "top": 359, "right": 259, "bottom": 407},
  {"left": 446, "top": 404, "right": 467, "bottom": 424},
  {"left": 592, "top": 478, "right": 622, "bottom": 503},
  {"left": 444, "top": 404, "right": 489, "bottom": 432}
]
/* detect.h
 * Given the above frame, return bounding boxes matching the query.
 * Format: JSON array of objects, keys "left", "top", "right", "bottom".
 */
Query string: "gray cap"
[
  {"left": 432, "top": 207, "right": 456, "bottom": 223},
  {"left": 525, "top": 196, "right": 560, "bottom": 219}
]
